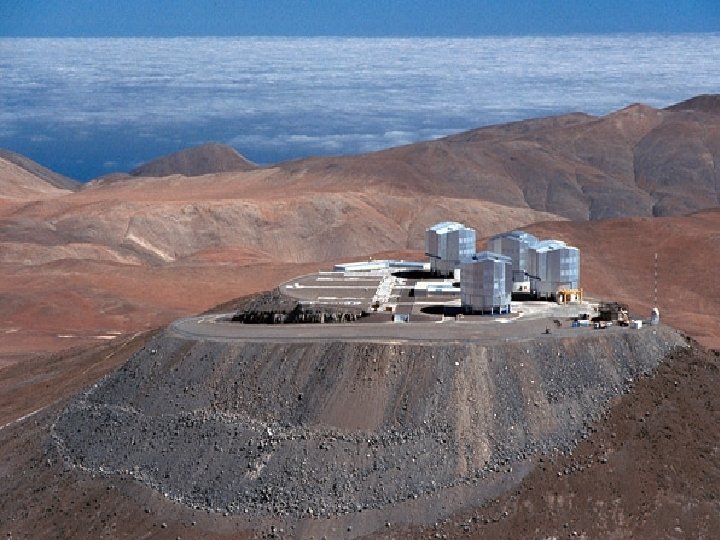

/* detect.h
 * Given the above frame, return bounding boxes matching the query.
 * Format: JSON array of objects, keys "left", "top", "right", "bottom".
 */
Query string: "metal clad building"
[
  {"left": 460, "top": 251, "right": 512, "bottom": 314},
  {"left": 488, "top": 230, "right": 539, "bottom": 288},
  {"left": 488, "top": 229, "right": 581, "bottom": 300},
  {"left": 425, "top": 222, "right": 476, "bottom": 276},
  {"left": 529, "top": 240, "right": 580, "bottom": 297}
]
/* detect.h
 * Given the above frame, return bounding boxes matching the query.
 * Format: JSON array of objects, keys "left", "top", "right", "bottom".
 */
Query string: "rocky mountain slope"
[
  {"left": 53, "top": 325, "right": 685, "bottom": 531},
  {"left": 0, "top": 149, "right": 79, "bottom": 192},
  {"left": 271, "top": 101, "right": 720, "bottom": 220},
  {"left": 377, "top": 341, "right": 720, "bottom": 540},
  {"left": 2, "top": 173, "right": 561, "bottom": 265},
  {"left": 3, "top": 332, "right": 714, "bottom": 540},
  {"left": 666, "top": 93, "right": 720, "bottom": 114},
  {"left": 0, "top": 154, "right": 75, "bottom": 203}
]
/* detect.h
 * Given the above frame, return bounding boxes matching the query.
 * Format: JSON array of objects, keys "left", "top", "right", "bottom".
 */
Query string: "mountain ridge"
[
  {"left": 129, "top": 142, "right": 258, "bottom": 178},
  {"left": 3, "top": 95, "right": 719, "bottom": 221},
  {"left": 666, "top": 94, "right": 720, "bottom": 114},
  {"left": 0, "top": 155, "right": 74, "bottom": 203},
  {"left": 0, "top": 149, "right": 80, "bottom": 192}
]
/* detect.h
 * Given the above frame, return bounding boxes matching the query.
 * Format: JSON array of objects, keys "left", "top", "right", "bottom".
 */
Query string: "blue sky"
[{"left": 1, "top": 0, "right": 719, "bottom": 37}]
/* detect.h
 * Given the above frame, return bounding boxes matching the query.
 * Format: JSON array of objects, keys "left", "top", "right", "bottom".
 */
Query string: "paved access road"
[{"left": 169, "top": 312, "right": 633, "bottom": 345}]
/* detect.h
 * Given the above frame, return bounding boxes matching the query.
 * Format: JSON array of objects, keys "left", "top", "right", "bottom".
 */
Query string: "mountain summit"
[
  {"left": 666, "top": 94, "right": 720, "bottom": 114},
  {"left": 130, "top": 143, "right": 257, "bottom": 177}
]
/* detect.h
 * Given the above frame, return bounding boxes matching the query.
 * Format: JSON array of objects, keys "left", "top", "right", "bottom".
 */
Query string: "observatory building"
[
  {"left": 528, "top": 240, "right": 580, "bottom": 299},
  {"left": 488, "top": 230, "right": 539, "bottom": 293},
  {"left": 425, "top": 221, "right": 476, "bottom": 277},
  {"left": 487, "top": 230, "right": 580, "bottom": 301},
  {"left": 422, "top": 224, "right": 581, "bottom": 314},
  {"left": 459, "top": 251, "right": 513, "bottom": 314}
]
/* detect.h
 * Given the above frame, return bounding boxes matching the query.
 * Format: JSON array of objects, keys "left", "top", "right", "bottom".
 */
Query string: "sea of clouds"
[{"left": 1, "top": 35, "right": 719, "bottom": 179}]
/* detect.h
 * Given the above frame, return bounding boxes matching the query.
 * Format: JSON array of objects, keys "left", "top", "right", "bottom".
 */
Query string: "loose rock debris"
[{"left": 53, "top": 325, "right": 686, "bottom": 519}]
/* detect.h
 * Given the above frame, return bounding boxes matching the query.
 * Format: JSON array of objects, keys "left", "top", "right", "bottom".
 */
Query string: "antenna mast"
[
  {"left": 654, "top": 252, "right": 658, "bottom": 308},
  {"left": 650, "top": 252, "right": 661, "bottom": 325}
]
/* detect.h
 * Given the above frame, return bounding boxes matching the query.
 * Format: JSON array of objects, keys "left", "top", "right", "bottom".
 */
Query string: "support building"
[
  {"left": 425, "top": 222, "right": 476, "bottom": 277},
  {"left": 459, "top": 251, "right": 512, "bottom": 314}
]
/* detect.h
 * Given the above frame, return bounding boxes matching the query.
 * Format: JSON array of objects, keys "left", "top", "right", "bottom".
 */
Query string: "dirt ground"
[{"left": 0, "top": 260, "right": 320, "bottom": 364}]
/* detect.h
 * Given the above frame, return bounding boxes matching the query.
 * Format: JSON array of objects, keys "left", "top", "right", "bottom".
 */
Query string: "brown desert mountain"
[
  {"left": 80, "top": 96, "right": 720, "bottom": 222},
  {"left": 129, "top": 142, "right": 257, "bottom": 177},
  {"left": 0, "top": 149, "right": 80, "bottom": 192},
  {"left": 1, "top": 97, "right": 720, "bottom": 361},
  {"left": 0, "top": 168, "right": 560, "bottom": 362},
  {"left": 666, "top": 93, "right": 720, "bottom": 114},
  {"left": 0, "top": 154, "right": 74, "bottom": 204},
  {"left": 1, "top": 97, "right": 720, "bottom": 539},
  {"left": 273, "top": 102, "right": 720, "bottom": 219}
]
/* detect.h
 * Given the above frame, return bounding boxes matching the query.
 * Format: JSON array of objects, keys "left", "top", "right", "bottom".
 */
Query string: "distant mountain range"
[
  {"left": 267, "top": 95, "right": 720, "bottom": 220},
  {"left": 4, "top": 95, "right": 719, "bottom": 220}
]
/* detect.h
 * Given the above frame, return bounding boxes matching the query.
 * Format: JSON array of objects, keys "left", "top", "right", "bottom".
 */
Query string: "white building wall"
[
  {"left": 488, "top": 231, "right": 539, "bottom": 283},
  {"left": 460, "top": 252, "right": 512, "bottom": 313},
  {"left": 530, "top": 243, "right": 580, "bottom": 297},
  {"left": 425, "top": 222, "right": 476, "bottom": 276},
  {"left": 487, "top": 230, "right": 581, "bottom": 299},
  {"left": 424, "top": 229, "right": 439, "bottom": 260}
]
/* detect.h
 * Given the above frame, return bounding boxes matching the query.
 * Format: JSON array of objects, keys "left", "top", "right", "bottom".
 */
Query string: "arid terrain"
[{"left": 1, "top": 96, "right": 720, "bottom": 538}]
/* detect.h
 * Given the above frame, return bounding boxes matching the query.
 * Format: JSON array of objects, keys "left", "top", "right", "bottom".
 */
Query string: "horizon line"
[{"left": 2, "top": 31, "right": 720, "bottom": 39}]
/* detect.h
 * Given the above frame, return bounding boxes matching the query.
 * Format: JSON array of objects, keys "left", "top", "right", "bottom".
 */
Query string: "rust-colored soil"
[
  {"left": 2, "top": 100, "right": 720, "bottom": 538},
  {"left": 0, "top": 261, "right": 318, "bottom": 362},
  {"left": 528, "top": 210, "right": 720, "bottom": 350},
  {"left": 0, "top": 332, "right": 153, "bottom": 427}
]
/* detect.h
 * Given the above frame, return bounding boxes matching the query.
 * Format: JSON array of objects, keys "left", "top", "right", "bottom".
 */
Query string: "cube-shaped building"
[
  {"left": 487, "top": 230, "right": 539, "bottom": 292},
  {"left": 529, "top": 240, "right": 580, "bottom": 298},
  {"left": 460, "top": 251, "right": 512, "bottom": 314},
  {"left": 425, "top": 221, "right": 476, "bottom": 277}
]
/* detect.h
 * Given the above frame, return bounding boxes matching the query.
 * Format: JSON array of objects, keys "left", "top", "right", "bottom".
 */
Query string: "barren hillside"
[
  {"left": 666, "top": 93, "right": 720, "bottom": 114},
  {"left": 46, "top": 326, "right": 683, "bottom": 536},
  {"left": 0, "top": 155, "right": 73, "bottom": 203},
  {"left": 1, "top": 96, "right": 720, "bottom": 362},
  {"left": 267, "top": 101, "right": 720, "bottom": 220},
  {"left": 0, "top": 149, "right": 79, "bottom": 191},
  {"left": 0, "top": 166, "right": 561, "bottom": 360}
]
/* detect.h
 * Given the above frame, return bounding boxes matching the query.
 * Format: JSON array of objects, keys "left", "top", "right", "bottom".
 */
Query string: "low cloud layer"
[{"left": 1, "top": 35, "right": 718, "bottom": 179}]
